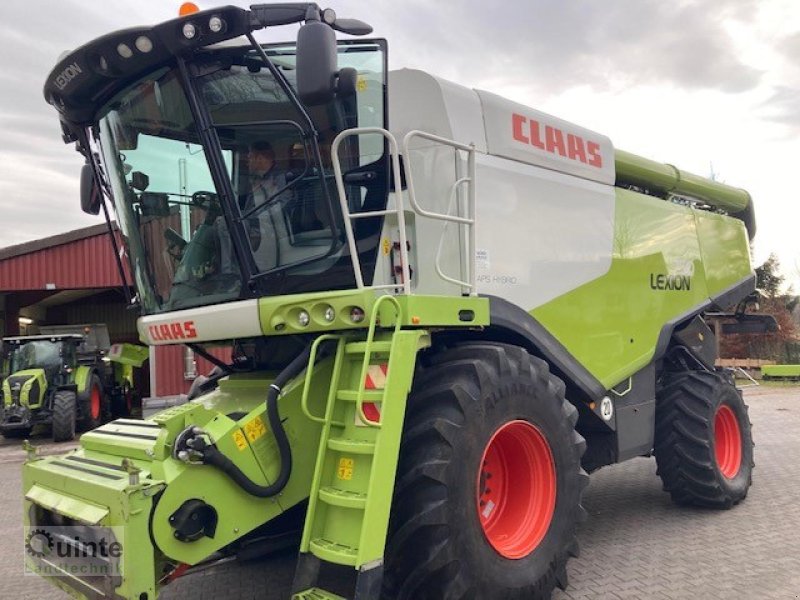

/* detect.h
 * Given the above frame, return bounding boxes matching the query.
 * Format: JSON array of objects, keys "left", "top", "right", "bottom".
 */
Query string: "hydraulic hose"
[{"left": 198, "top": 343, "right": 314, "bottom": 498}]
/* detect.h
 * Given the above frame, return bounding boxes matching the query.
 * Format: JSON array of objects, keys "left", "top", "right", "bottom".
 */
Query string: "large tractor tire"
[
  {"left": 383, "top": 342, "right": 588, "bottom": 599},
  {"left": 80, "top": 374, "right": 106, "bottom": 431},
  {"left": 52, "top": 390, "right": 77, "bottom": 442},
  {"left": 654, "top": 370, "right": 754, "bottom": 508}
]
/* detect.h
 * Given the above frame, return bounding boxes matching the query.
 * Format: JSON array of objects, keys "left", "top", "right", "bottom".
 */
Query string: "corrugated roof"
[{"left": 0, "top": 223, "right": 130, "bottom": 292}]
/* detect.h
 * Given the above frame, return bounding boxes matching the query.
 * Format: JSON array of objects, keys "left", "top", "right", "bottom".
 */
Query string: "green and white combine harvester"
[{"left": 28, "top": 4, "right": 760, "bottom": 599}]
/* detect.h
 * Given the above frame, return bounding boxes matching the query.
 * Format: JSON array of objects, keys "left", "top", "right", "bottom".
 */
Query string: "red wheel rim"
[
  {"left": 90, "top": 385, "right": 101, "bottom": 420},
  {"left": 714, "top": 404, "right": 742, "bottom": 479},
  {"left": 476, "top": 420, "right": 556, "bottom": 559}
]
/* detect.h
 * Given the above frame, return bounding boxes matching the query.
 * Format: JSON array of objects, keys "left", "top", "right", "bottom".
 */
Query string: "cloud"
[
  {"left": 350, "top": 0, "right": 763, "bottom": 95},
  {"left": 759, "top": 86, "right": 800, "bottom": 130}
]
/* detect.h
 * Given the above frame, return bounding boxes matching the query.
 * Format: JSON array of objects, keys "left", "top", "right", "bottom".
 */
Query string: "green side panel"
[
  {"left": 762, "top": 365, "right": 800, "bottom": 377},
  {"left": 258, "top": 290, "right": 488, "bottom": 337},
  {"left": 107, "top": 342, "right": 149, "bottom": 368},
  {"left": 2, "top": 380, "right": 9, "bottom": 406},
  {"left": 692, "top": 209, "right": 752, "bottom": 294},
  {"left": 74, "top": 365, "right": 92, "bottom": 394},
  {"left": 533, "top": 189, "right": 712, "bottom": 388}
]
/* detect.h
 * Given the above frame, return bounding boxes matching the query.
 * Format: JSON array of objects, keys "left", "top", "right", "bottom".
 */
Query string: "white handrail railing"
[{"left": 331, "top": 127, "right": 476, "bottom": 296}]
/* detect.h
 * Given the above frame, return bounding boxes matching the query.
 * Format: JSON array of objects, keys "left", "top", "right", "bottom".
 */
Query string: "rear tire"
[
  {"left": 52, "top": 390, "right": 77, "bottom": 442},
  {"left": 654, "top": 370, "right": 754, "bottom": 508},
  {"left": 80, "top": 374, "right": 105, "bottom": 431},
  {"left": 383, "top": 342, "right": 588, "bottom": 599}
]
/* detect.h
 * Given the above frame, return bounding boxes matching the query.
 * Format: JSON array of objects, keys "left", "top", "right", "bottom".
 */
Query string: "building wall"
[{"left": 154, "top": 345, "right": 233, "bottom": 397}]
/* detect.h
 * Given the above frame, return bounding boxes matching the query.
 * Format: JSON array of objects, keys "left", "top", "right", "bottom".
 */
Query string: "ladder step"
[
  {"left": 319, "top": 486, "right": 367, "bottom": 509},
  {"left": 309, "top": 538, "right": 359, "bottom": 566},
  {"left": 292, "top": 588, "right": 347, "bottom": 600},
  {"left": 327, "top": 437, "right": 376, "bottom": 455},
  {"left": 336, "top": 390, "right": 384, "bottom": 403},
  {"left": 345, "top": 341, "right": 392, "bottom": 355}
]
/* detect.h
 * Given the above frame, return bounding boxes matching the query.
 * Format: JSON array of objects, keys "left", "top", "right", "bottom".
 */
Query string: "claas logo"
[
  {"left": 512, "top": 113, "right": 603, "bottom": 168},
  {"left": 148, "top": 321, "right": 198, "bottom": 341}
]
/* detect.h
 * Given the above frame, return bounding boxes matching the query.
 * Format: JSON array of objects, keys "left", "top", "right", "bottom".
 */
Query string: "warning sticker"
[
  {"left": 232, "top": 430, "right": 248, "bottom": 451},
  {"left": 382, "top": 238, "right": 391, "bottom": 256},
  {"left": 337, "top": 457, "right": 354, "bottom": 481},
  {"left": 244, "top": 416, "right": 267, "bottom": 443},
  {"left": 357, "top": 77, "right": 368, "bottom": 92}
]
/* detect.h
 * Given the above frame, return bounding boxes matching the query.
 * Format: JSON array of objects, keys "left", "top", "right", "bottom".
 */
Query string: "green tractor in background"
[{"left": 0, "top": 324, "right": 147, "bottom": 441}]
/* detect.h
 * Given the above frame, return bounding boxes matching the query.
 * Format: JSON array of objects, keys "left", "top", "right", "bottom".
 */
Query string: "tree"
[
  {"left": 718, "top": 253, "right": 799, "bottom": 361},
  {"left": 755, "top": 253, "right": 784, "bottom": 298}
]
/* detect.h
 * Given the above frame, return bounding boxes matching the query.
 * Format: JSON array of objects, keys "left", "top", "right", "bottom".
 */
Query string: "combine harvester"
[{"left": 26, "top": 3, "right": 758, "bottom": 598}]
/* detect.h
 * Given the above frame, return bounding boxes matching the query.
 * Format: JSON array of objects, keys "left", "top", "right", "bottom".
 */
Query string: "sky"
[{"left": 1, "top": 0, "right": 798, "bottom": 289}]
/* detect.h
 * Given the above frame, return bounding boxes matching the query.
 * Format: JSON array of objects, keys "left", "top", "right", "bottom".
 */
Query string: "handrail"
[
  {"left": 331, "top": 128, "right": 411, "bottom": 294},
  {"left": 434, "top": 176, "right": 474, "bottom": 289},
  {"left": 402, "top": 130, "right": 477, "bottom": 295},
  {"left": 354, "top": 294, "right": 402, "bottom": 428},
  {"left": 300, "top": 334, "right": 345, "bottom": 426},
  {"left": 331, "top": 127, "right": 477, "bottom": 295}
]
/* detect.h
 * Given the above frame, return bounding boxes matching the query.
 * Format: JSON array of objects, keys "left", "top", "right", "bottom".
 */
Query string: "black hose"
[{"left": 200, "top": 343, "right": 313, "bottom": 498}]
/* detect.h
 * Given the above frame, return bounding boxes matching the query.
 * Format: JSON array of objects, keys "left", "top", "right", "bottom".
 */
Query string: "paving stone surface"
[{"left": 3, "top": 385, "right": 798, "bottom": 599}]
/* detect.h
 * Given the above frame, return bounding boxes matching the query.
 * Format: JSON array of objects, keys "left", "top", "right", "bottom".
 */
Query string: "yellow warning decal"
[
  {"left": 337, "top": 457, "right": 354, "bottom": 480},
  {"left": 382, "top": 238, "right": 391, "bottom": 256},
  {"left": 232, "top": 430, "right": 248, "bottom": 451},
  {"left": 244, "top": 416, "right": 267, "bottom": 442},
  {"left": 357, "top": 77, "right": 367, "bottom": 92}
]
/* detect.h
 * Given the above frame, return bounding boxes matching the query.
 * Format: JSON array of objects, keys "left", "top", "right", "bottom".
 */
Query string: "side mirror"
[
  {"left": 296, "top": 20, "right": 337, "bottom": 106},
  {"left": 80, "top": 163, "right": 102, "bottom": 215}
]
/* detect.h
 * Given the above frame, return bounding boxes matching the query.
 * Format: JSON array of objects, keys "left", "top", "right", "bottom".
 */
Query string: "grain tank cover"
[{"left": 476, "top": 90, "right": 616, "bottom": 185}]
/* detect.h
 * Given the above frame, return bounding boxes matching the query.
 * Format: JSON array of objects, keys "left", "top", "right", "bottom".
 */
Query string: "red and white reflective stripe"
[
  {"left": 356, "top": 363, "right": 387, "bottom": 426},
  {"left": 364, "top": 364, "right": 388, "bottom": 390}
]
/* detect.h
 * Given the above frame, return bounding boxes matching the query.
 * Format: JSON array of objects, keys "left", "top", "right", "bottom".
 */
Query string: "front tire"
[
  {"left": 654, "top": 370, "right": 754, "bottom": 508},
  {"left": 52, "top": 390, "right": 77, "bottom": 442},
  {"left": 383, "top": 342, "right": 588, "bottom": 599}
]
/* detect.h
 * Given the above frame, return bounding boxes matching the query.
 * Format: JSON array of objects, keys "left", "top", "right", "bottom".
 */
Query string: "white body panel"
[
  {"left": 386, "top": 70, "right": 615, "bottom": 305},
  {"left": 473, "top": 153, "right": 614, "bottom": 307},
  {"left": 138, "top": 299, "right": 262, "bottom": 345}
]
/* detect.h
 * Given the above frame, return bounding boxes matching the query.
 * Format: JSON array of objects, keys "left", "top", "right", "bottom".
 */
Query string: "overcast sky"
[{"left": 1, "top": 1, "right": 798, "bottom": 289}]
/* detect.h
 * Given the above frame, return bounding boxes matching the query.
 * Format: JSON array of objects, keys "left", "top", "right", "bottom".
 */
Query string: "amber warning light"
[{"left": 179, "top": 2, "right": 200, "bottom": 16}]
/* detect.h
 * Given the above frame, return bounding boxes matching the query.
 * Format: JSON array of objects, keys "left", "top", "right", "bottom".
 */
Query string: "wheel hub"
[
  {"left": 714, "top": 404, "right": 742, "bottom": 479},
  {"left": 476, "top": 420, "right": 556, "bottom": 559}
]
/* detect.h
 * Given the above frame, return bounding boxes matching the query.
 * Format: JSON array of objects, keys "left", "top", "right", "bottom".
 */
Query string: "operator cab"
[
  {"left": 3, "top": 335, "right": 82, "bottom": 384},
  {"left": 47, "top": 5, "right": 388, "bottom": 314}
]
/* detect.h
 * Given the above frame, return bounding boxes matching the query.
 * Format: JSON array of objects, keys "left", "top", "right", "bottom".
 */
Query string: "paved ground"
[{"left": 3, "top": 385, "right": 799, "bottom": 599}]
